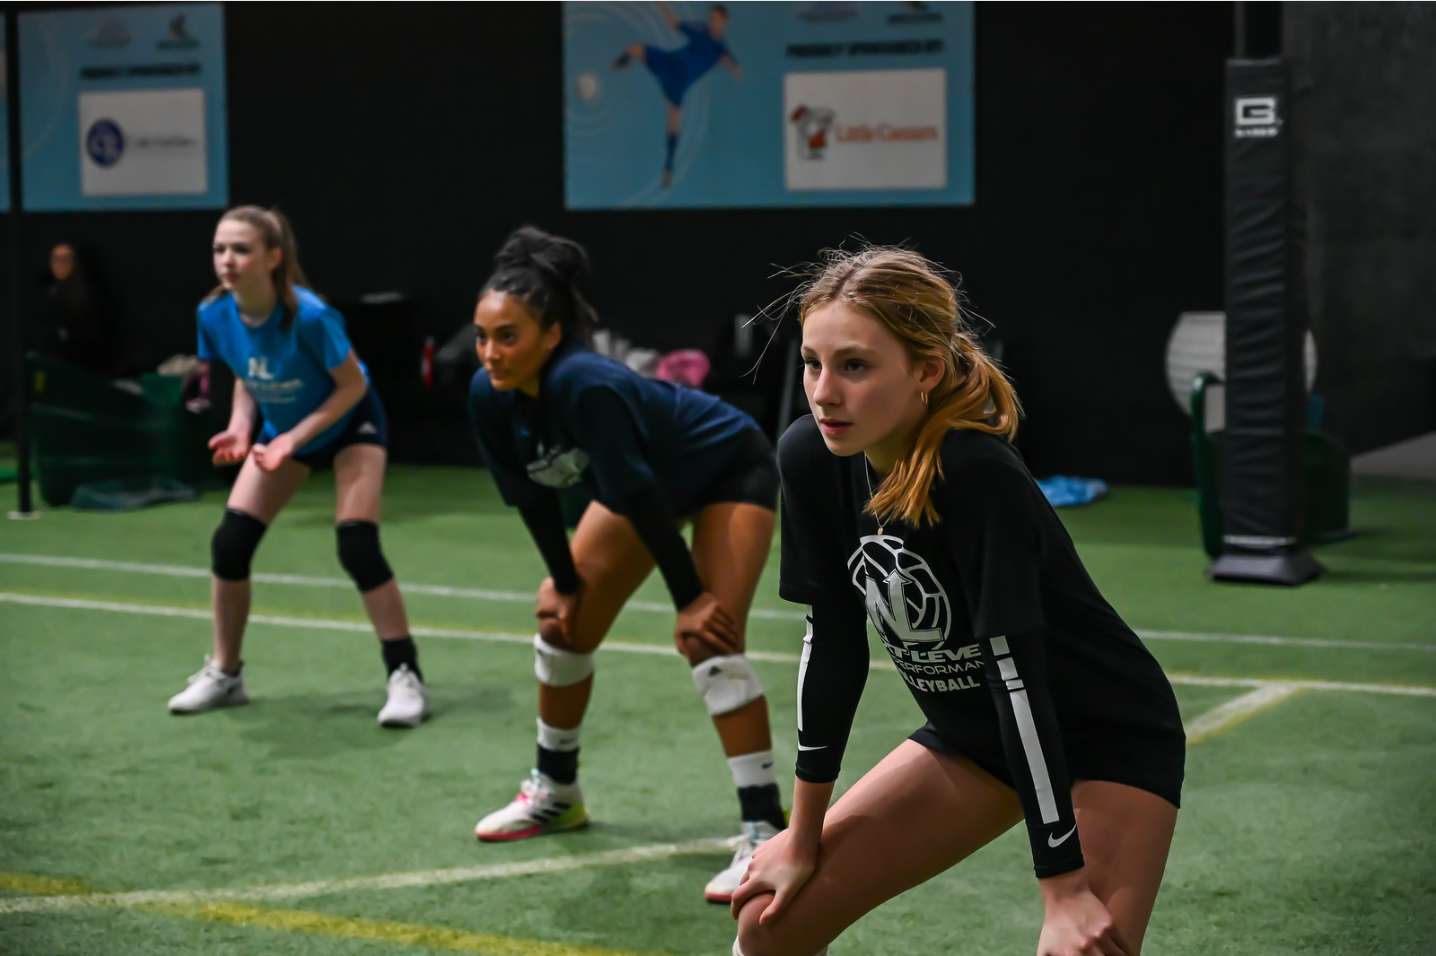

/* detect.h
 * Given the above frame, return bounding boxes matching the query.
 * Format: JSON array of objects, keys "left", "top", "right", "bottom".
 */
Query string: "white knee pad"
[
  {"left": 692, "top": 654, "right": 764, "bottom": 716},
  {"left": 533, "top": 633, "right": 594, "bottom": 688}
]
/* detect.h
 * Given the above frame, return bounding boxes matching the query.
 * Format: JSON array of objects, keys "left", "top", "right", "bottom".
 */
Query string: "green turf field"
[{"left": 1, "top": 467, "right": 1433, "bottom": 955}]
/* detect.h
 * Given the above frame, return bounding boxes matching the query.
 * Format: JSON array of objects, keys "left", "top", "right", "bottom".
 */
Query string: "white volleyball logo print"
[{"left": 848, "top": 534, "right": 951, "bottom": 647}]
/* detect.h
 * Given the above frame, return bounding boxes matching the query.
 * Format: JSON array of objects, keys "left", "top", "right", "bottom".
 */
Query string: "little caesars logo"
[{"left": 848, "top": 535, "right": 982, "bottom": 694}]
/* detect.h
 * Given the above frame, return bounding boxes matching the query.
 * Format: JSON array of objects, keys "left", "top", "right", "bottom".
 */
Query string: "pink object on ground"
[{"left": 655, "top": 349, "right": 711, "bottom": 389}]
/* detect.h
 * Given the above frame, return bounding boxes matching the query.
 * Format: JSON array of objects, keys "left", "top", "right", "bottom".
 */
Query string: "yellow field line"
[
  {"left": 0, "top": 872, "right": 676, "bottom": 956},
  {"left": 0, "top": 873, "right": 90, "bottom": 896},
  {"left": 140, "top": 901, "right": 667, "bottom": 956}
]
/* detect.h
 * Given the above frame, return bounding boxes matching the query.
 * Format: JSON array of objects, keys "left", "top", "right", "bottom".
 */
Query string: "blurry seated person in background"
[{"left": 39, "top": 243, "right": 113, "bottom": 376}]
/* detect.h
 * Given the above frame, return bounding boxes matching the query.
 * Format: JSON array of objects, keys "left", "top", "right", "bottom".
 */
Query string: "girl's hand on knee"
[
  {"left": 675, "top": 591, "right": 740, "bottom": 655},
  {"left": 1037, "top": 870, "right": 1132, "bottom": 956},
  {"left": 536, "top": 577, "right": 581, "bottom": 642},
  {"left": 252, "top": 433, "right": 296, "bottom": 472},
  {"left": 731, "top": 827, "right": 815, "bottom": 924},
  {"left": 208, "top": 428, "right": 251, "bottom": 466}
]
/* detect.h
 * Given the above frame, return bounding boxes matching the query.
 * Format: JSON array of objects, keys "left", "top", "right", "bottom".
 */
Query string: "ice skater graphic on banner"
[{"left": 611, "top": 2, "right": 742, "bottom": 188}]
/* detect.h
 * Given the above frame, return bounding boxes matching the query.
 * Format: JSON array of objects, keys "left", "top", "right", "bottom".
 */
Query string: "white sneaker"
[
  {"left": 168, "top": 656, "right": 248, "bottom": 714},
  {"left": 377, "top": 664, "right": 430, "bottom": 728},
  {"left": 706, "top": 820, "right": 782, "bottom": 903},
  {"left": 475, "top": 770, "right": 588, "bottom": 842}
]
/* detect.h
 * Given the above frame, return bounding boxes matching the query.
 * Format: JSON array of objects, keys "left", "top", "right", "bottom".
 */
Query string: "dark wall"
[
  {"left": 5, "top": 2, "right": 1236, "bottom": 483},
  {"left": 1287, "top": 3, "right": 1436, "bottom": 454}
]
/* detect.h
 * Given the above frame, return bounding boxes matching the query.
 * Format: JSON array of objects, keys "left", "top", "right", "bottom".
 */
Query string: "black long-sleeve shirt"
[
  {"left": 778, "top": 415, "right": 1185, "bottom": 878},
  {"left": 468, "top": 337, "right": 758, "bottom": 608}
]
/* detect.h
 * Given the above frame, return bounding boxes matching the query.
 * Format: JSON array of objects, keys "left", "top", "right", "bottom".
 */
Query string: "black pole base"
[{"left": 1207, "top": 549, "right": 1323, "bottom": 586}]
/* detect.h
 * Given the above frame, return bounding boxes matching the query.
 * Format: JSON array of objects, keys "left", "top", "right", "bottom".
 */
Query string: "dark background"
[{"left": 4, "top": 2, "right": 1432, "bottom": 482}]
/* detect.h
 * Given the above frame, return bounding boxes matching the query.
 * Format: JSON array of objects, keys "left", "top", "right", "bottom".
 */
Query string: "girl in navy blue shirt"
[
  {"left": 167, "top": 206, "right": 429, "bottom": 729},
  {"left": 467, "top": 227, "right": 784, "bottom": 903}
]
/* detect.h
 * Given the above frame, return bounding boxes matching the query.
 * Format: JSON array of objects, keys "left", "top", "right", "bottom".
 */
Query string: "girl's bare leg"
[
  {"left": 1067, "top": 780, "right": 1179, "bottom": 955},
  {"left": 333, "top": 444, "right": 409, "bottom": 639},
  {"left": 537, "top": 500, "right": 655, "bottom": 729},
  {"left": 688, "top": 502, "right": 776, "bottom": 756},
  {"left": 737, "top": 740, "right": 1022, "bottom": 956},
  {"left": 211, "top": 454, "right": 308, "bottom": 670},
  {"left": 737, "top": 743, "right": 1179, "bottom": 956}
]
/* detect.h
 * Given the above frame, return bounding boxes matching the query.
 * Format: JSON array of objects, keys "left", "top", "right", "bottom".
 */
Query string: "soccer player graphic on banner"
[
  {"left": 730, "top": 247, "right": 1186, "bottom": 956},
  {"left": 466, "top": 227, "right": 785, "bottom": 903},
  {"left": 168, "top": 206, "right": 430, "bottom": 729},
  {"left": 612, "top": 2, "right": 742, "bottom": 188}
]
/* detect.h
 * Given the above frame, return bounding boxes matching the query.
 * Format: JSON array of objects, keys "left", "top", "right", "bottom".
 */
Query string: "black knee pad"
[
  {"left": 211, "top": 508, "right": 267, "bottom": 581},
  {"left": 336, "top": 520, "right": 394, "bottom": 592}
]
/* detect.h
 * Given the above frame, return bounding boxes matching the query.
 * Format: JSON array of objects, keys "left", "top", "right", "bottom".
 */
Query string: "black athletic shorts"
[
  {"left": 293, "top": 388, "right": 388, "bottom": 472},
  {"left": 910, "top": 721, "right": 1185, "bottom": 810},
  {"left": 684, "top": 428, "right": 780, "bottom": 514}
]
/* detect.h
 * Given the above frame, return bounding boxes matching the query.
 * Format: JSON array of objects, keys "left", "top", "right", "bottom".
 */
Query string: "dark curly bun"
[{"left": 482, "top": 226, "right": 598, "bottom": 339}]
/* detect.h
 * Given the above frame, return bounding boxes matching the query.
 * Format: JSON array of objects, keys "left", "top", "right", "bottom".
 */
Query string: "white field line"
[
  {"left": 0, "top": 552, "right": 802, "bottom": 620},
  {"left": 0, "top": 688, "right": 1369, "bottom": 919},
  {"left": 1182, "top": 682, "right": 1306, "bottom": 745},
  {"left": 1132, "top": 628, "right": 1432, "bottom": 653},
  {"left": 3, "top": 592, "right": 1435, "bottom": 700},
  {"left": 6, "top": 552, "right": 1433, "bottom": 651},
  {"left": 0, "top": 837, "right": 733, "bottom": 916}
]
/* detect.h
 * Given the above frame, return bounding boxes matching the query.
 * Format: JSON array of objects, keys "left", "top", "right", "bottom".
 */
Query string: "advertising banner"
[
  {"left": 564, "top": 1, "right": 973, "bottom": 209},
  {"left": 19, "top": 4, "right": 227, "bottom": 211}
]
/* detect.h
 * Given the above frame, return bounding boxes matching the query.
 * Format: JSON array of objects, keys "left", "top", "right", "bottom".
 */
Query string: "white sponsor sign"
[
  {"left": 78, "top": 87, "right": 207, "bottom": 196},
  {"left": 784, "top": 68, "right": 946, "bottom": 191}
]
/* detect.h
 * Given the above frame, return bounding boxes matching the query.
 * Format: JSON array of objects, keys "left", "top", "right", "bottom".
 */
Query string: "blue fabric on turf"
[
  {"left": 468, "top": 336, "right": 757, "bottom": 517},
  {"left": 1036, "top": 475, "right": 1110, "bottom": 508},
  {"left": 197, "top": 288, "right": 370, "bottom": 455},
  {"left": 643, "top": 21, "right": 733, "bottom": 106}
]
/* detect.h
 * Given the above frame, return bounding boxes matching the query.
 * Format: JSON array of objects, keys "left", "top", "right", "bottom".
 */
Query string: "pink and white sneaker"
[{"left": 475, "top": 770, "right": 588, "bottom": 842}]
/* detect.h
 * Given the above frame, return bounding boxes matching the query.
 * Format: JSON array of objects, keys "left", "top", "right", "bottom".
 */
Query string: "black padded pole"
[
  {"left": 1208, "top": 57, "right": 1318, "bottom": 586},
  {"left": 6, "top": 9, "right": 35, "bottom": 519}
]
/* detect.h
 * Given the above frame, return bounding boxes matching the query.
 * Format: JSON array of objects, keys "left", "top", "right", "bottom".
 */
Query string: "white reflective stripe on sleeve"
[
  {"left": 989, "top": 635, "right": 1011, "bottom": 656},
  {"left": 1007, "top": 687, "right": 1061, "bottom": 824},
  {"left": 796, "top": 609, "right": 814, "bottom": 732},
  {"left": 997, "top": 657, "right": 1019, "bottom": 681}
]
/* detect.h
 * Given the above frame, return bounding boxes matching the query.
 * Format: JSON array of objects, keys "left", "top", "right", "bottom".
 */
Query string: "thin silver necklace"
[{"left": 864, "top": 457, "right": 884, "bottom": 535}]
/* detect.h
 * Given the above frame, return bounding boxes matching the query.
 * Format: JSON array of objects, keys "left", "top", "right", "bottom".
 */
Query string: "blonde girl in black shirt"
[{"left": 731, "top": 247, "right": 1185, "bottom": 956}]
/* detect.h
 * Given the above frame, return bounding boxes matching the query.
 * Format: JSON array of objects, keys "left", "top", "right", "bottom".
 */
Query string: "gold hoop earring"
[{"left": 921, "top": 390, "right": 929, "bottom": 406}]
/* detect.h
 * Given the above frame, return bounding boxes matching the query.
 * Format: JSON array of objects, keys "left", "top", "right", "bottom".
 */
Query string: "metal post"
[{"left": 6, "top": 8, "right": 36, "bottom": 519}]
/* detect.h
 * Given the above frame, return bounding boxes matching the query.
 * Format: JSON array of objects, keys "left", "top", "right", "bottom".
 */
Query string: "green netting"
[{"left": 70, "top": 475, "right": 200, "bottom": 512}]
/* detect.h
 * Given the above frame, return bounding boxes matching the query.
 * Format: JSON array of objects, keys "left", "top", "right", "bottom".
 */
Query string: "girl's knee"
[{"left": 735, "top": 898, "right": 820, "bottom": 956}]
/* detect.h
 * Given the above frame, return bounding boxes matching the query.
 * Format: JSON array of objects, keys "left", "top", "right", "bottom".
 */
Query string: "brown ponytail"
[
  {"left": 210, "top": 206, "right": 310, "bottom": 332},
  {"left": 797, "top": 245, "right": 1021, "bottom": 527}
]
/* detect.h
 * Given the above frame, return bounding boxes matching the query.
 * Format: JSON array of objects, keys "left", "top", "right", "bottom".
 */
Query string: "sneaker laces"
[
  {"left": 730, "top": 821, "right": 777, "bottom": 865},
  {"left": 518, "top": 770, "right": 550, "bottom": 806},
  {"left": 389, "top": 665, "right": 422, "bottom": 692},
  {"left": 187, "top": 656, "right": 230, "bottom": 685}
]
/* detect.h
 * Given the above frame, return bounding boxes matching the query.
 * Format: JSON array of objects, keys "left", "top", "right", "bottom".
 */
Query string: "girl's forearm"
[
  {"left": 787, "top": 778, "right": 835, "bottom": 859},
  {"left": 228, "top": 379, "right": 258, "bottom": 434},
  {"left": 282, "top": 380, "right": 365, "bottom": 449}
]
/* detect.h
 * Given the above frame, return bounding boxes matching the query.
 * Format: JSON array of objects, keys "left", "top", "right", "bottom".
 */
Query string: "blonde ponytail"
[{"left": 797, "top": 246, "right": 1020, "bottom": 527}]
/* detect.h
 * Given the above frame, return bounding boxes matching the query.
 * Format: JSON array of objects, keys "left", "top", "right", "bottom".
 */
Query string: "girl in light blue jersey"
[{"left": 167, "top": 206, "right": 429, "bottom": 729}]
